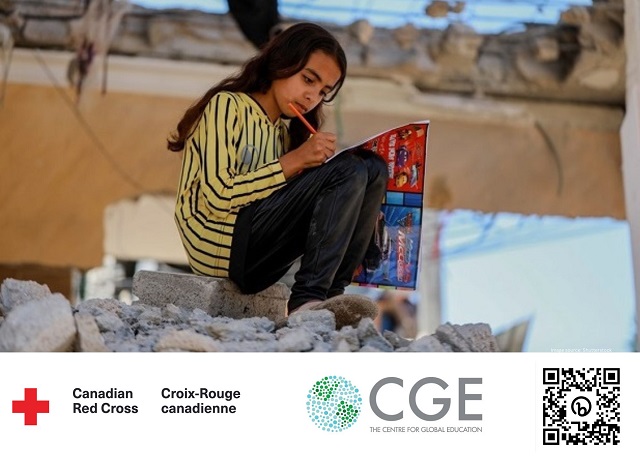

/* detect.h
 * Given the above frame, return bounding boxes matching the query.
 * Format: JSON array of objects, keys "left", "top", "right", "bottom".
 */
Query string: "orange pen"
[{"left": 288, "top": 102, "right": 317, "bottom": 135}]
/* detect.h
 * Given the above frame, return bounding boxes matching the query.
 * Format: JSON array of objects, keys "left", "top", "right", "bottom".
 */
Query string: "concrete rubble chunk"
[
  {"left": 334, "top": 339, "right": 353, "bottom": 352},
  {"left": 383, "top": 330, "right": 412, "bottom": 350},
  {"left": 357, "top": 318, "right": 394, "bottom": 352},
  {"left": 132, "top": 270, "right": 288, "bottom": 321},
  {"left": 425, "top": 1, "right": 451, "bottom": 18},
  {"left": 533, "top": 37, "right": 560, "bottom": 62},
  {"left": 74, "top": 313, "right": 110, "bottom": 352},
  {"left": 0, "top": 293, "right": 75, "bottom": 352},
  {"left": 407, "top": 334, "right": 450, "bottom": 352},
  {"left": 287, "top": 309, "right": 336, "bottom": 335},
  {"left": 154, "top": 329, "right": 220, "bottom": 352},
  {"left": 560, "top": 6, "right": 591, "bottom": 26},
  {"left": 75, "top": 298, "right": 124, "bottom": 316},
  {"left": 452, "top": 323, "right": 501, "bottom": 352},
  {"left": 1, "top": 278, "right": 52, "bottom": 314},
  {"left": 435, "top": 323, "right": 500, "bottom": 352},
  {"left": 277, "top": 327, "right": 316, "bottom": 352},
  {"left": 331, "top": 326, "right": 360, "bottom": 352},
  {"left": 205, "top": 317, "right": 275, "bottom": 342},
  {"left": 436, "top": 323, "right": 474, "bottom": 351},
  {"left": 217, "top": 340, "right": 279, "bottom": 352},
  {"left": 393, "top": 23, "right": 420, "bottom": 50},
  {"left": 94, "top": 310, "right": 129, "bottom": 334}
]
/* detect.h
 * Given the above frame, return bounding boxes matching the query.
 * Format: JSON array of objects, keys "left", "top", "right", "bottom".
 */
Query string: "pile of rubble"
[{"left": 0, "top": 272, "right": 500, "bottom": 352}]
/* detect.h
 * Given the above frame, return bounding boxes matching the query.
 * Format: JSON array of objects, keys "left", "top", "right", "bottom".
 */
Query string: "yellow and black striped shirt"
[{"left": 175, "top": 91, "right": 289, "bottom": 277}]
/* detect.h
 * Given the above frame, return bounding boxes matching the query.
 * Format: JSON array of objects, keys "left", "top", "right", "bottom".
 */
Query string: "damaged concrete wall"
[{"left": 1, "top": 0, "right": 626, "bottom": 105}]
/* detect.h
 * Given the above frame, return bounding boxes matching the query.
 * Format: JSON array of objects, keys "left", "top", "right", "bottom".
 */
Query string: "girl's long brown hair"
[{"left": 167, "top": 22, "right": 347, "bottom": 152}]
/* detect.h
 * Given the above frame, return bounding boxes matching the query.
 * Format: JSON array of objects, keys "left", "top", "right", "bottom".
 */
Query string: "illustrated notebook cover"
[{"left": 337, "top": 121, "right": 430, "bottom": 290}]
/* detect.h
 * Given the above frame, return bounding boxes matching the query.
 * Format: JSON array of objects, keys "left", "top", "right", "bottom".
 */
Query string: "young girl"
[{"left": 168, "top": 22, "right": 387, "bottom": 328}]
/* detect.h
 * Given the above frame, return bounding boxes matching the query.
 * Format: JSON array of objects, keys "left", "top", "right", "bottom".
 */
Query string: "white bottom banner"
[{"left": 0, "top": 353, "right": 636, "bottom": 456}]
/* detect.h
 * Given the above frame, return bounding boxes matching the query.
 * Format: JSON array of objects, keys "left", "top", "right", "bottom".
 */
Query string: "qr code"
[{"left": 542, "top": 368, "right": 620, "bottom": 445}]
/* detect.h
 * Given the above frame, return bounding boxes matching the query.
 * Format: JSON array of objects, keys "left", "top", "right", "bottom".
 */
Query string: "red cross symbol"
[{"left": 12, "top": 388, "right": 50, "bottom": 425}]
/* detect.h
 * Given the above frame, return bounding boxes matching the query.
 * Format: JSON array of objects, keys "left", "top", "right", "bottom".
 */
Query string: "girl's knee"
[
  {"left": 371, "top": 154, "right": 389, "bottom": 181},
  {"left": 330, "top": 150, "right": 387, "bottom": 190},
  {"left": 354, "top": 149, "right": 388, "bottom": 178},
  {"left": 333, "top": 152, "right": 368, "bottom": 184}
]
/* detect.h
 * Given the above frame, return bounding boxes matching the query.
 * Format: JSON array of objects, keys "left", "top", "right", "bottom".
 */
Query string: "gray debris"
[{"left": 0, "top": 277, "right": 500, "bottom": 352}]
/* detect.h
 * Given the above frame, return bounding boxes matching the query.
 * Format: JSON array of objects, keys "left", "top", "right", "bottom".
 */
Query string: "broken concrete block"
[
  {"left": 1, "top": 278, "right": 52, "bottom": 314},
  {"left": 435, "top": 322, "right": 500, "bottom": 352},
  {"left": 132, "top": 270, "right": 289, "bottom": 322},
  {"left": 407, "top": 334, "right": 451, "bottom": 352},
  {"left": 74, "top": 313, "right": 110, "bottom": 352},
  {"left": 0, "top": 293, "right": 75, "bottom": 352},
  {"left": 154, "top": 329, "right": 220, "bottom": 352}
]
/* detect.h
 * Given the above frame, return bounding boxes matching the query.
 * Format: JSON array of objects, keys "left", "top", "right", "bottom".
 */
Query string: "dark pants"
[{"left": 229, "top": 149, "right": 387, "bottom": 313}]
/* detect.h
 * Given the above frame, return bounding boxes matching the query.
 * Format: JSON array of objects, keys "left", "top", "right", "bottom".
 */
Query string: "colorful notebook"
[{"left": 339, "top": 121, "right": 430, "bottom": 290}]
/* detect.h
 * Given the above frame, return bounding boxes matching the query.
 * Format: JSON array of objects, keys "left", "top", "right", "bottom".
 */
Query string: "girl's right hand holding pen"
[
  {"left": 299, "top": 131, "right": 336, "bottom": 164},
  {"left": 279, "top": 132, "right": 336, "bottom": 178},
  {"left": 280, "top": 102, "right": 335, "bottom": 178}
]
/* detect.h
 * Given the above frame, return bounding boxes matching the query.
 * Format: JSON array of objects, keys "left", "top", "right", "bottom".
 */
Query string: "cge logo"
[
  {"left": 369, "top": 377, "right": 483, "bottom": 421},
  {"left": 306, "top": 376, "right": 362, "bottom": 432}
]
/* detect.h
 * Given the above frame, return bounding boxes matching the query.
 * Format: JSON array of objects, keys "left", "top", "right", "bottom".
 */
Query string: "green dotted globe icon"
[{"left": 306, "top": 375, "right": 362, "bottom": 432}]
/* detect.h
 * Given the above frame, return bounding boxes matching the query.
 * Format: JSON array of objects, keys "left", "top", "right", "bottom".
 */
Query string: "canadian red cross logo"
[{"left": 12, "top": 388, "right": 50, "bottom": 425}]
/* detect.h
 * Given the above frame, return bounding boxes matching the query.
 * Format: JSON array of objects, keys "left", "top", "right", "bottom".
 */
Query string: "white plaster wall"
[{"left": 103, "top": 195, "right": 188, "bottom": 264}]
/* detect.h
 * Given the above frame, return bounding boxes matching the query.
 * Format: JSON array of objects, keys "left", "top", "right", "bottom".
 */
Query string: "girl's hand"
[
  {"left": 298, "top": 132, "right": 337, "bottom": 165},
  {"left": 279, "top": 132, "right": 336, "bottom": 178}
]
